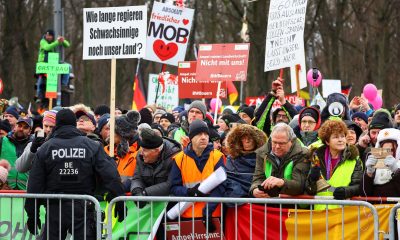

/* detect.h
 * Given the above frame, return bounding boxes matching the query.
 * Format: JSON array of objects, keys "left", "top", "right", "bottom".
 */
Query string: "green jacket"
[
  {"left": 250, "top": 138, "right": 310, "bottom": 196},
  {"left": 305, "top": 144, "right": 362, "bottom": 198},
  {"left": 38, "top": 38, "right": 70, "bottom": 62}
]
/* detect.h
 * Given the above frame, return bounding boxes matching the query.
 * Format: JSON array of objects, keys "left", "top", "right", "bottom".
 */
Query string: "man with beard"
[{"left": 0, "top": 116, "right": 32, "bottom": 189}]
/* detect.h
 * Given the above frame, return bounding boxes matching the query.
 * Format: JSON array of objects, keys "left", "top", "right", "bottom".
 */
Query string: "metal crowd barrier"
[
  {"left": 389, "top": 203, "right": 400, "bottom": 240},
  {"left": 0, "top": 193, "right": 102, "bottom": 240},
  {"left": 108, "top": 196, "right": 381, "bottom": 240}
]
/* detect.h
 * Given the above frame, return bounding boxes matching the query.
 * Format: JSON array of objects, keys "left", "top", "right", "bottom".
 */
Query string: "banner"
[
  {"left": 83, "top": 6, "right": 147, "bottom": 60},
  {"left": 147, "top": 74, "right": 179, "bottom": 110},
  {"left": 178, "top": 61, "right": 226, "bottom": 99},
  {"left": 246, "top": 95, "right": 304, "bottom": 110},
  {"left": 196, "top": 43, "right": 250, "bottom": 82},
  {"left": 225, "top": 203, "right": 391, "bottom": 240},
  {"left": 145, "top": 1, "right": 194, "bottom": 66},
  {"left": 264, "top": 0, "right": 308, "bottom": 71}
]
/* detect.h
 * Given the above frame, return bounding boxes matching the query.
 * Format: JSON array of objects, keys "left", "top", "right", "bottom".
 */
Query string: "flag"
[
  {"left": 227, "top": 81, "right": 238, "bottom": 105},
  {"left": 132, "top": 61, "right": 147, "bottom": 110},
  {"left": 341, "top": 84, "right": 353, "bottom": 97}
]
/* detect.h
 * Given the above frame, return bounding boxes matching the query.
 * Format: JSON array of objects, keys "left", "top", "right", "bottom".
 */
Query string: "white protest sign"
[
  {"left": 322, "top": 79, "right": 342, "bottom": 98},
  {"left": 264, "top": 0, "right": 308, "bottom": 72},
  {"left": 147, "top": 74, "right": 179, "bottom": 110},
  {"left": 289, "top": 44, "right": 307, "bottom": 93},
  {"left": 145, "top": 1, "right": 194, "bottom": 66},
  {"left": 83, "top": 6, "right": 147, "bottom": 60}
]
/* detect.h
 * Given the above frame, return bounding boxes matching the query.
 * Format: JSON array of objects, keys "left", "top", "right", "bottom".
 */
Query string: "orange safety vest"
[
  {"left": 174, "top": 149, "right": 223, "bottom": 218},
  {"left": 104, "top": 142, "right": 139, "bottom": 178}
]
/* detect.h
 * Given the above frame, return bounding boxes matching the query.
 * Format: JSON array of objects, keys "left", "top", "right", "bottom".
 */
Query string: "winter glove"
[
  {"left": 114, "top": 201, "right": 128, "bottom": 222},
  {"left": 131, "top": 188, "right": 147, "bottom": 208},
  {"left": 187, "top": 183, "right": 208, "bottom": 197},
  {"left": 202, "top": 214, "right": 216, "bottom": 233},
  {"left": 309, "top": 166, "right": 321, "bottom": 181},
  {"left": 30, "top": 132, "right": 46, "bottom": 153},
  {"left": 384, "top": 155, "right": 399, "bottom": 173},
  {"left": 27, "top": 215, "right": 41, "bottom": 235},
  {"left": 365, "top": 155, "right": 378, "bottom": 175},
  {"left": 333, "top": 187, "right": 346, "bottom": 200}
]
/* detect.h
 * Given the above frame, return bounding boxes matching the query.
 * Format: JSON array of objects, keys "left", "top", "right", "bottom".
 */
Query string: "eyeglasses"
[
  {"left": 301, "top": 120, "right": 316, "bottom": 125},
  {"left": 271, "top": 140, "right": 290, "bottom": 146}
]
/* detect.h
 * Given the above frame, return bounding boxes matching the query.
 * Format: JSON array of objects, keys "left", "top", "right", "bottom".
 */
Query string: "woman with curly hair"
[
  {"left": 306, "top": 120, "right": 362, "bottom": 209},
  {"left": 224, "top": 124, "right": 267, "bottom": 199}
]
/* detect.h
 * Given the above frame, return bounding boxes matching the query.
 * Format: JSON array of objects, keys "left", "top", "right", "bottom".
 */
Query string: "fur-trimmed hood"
[{"left": 226, "top": 124, "right": 267, "bottom": 158}]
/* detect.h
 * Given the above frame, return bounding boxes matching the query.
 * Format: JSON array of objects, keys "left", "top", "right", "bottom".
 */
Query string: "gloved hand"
[
  {"left": 333, "top": 187, "right": 346, "bottom": 200},
  {"left": 384, "top": 155, "right": 399, "bottom": 173},
  {"left": 202, "top": 214, "right": 216, "bottom": 233},
  {"left": 366, "top": 155, "right": 378, "bottom": 174},
  {"left": 30, "top": 132, "right": 46, "bottom": 153},
  {"left": 27, "top": 216, "right": 41, "bottom": 235},
  {"left": 114, "top": 201, "right": 128, "bottom": 222},
  {"left": 187, "top": 183, "right": 208, "bottom": 197},
  {"left": 131, "top": 188, "right": 147, "bottom": 208},
  {"left": 309, "top": 166, "right": 321, "bottom": 181}
]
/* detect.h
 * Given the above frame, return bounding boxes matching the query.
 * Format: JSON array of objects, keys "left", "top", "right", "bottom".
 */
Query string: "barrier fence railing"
[
  {"left": 389, "top": 203, "right": 400, "bottom": 240},
  {"left": 0, "top": 193, "right": 102, "bottom": 240},
  {"left": 107, "top": 196, "right": 381, "bottom": 240}
]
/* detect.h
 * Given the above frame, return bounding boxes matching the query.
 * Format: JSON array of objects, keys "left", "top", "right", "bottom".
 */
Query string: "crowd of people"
[{"left": 0, "top": 77, "right": 399, "bottom": 237}]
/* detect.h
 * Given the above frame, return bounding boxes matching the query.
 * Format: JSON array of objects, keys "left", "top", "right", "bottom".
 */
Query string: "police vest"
[
  {"left": 314, "top": 159, "right": 357, "bottom": 210},
  {"left": 174, "top": 150, "right": 223, "bottom": 218},
  {"left": 264, "top": 159, "right": 293, "bottom": 180},
  {"left": 1, "top": 137, "right": 28, "bottom": 190}
]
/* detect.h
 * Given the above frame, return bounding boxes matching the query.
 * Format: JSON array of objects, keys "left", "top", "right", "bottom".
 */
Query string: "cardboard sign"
[
  {"left": 83, "top": 6, "right": 147, "bottom": 59},
  {"left": 196, "top": 43, "right": 250, "bottom": 82},
  {"left": 178, "top": 61, "right": 227, "bottom": 98},
  {"left": 145, "top": 1, "right": 194, "bottom": 66},
  {"left": 264, "top": 0, "right": 308, "bottom": 71},
  {"left": 147, "top": 73, "right": 179, "bottom": 110},
  {"left": 165, "top": 220, "right": 225, "bottom": 240},
  {"left": 322, "top": 79, "right": 342, "bottom": 98}
]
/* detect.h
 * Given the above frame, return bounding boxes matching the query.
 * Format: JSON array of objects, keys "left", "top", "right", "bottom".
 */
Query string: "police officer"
[{"left": 25, "top": 109, "right": 126, "bottom": 239}]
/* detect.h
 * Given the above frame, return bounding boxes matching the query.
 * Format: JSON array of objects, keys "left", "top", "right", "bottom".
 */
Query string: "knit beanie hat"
[
  {"left": 4, "top": 106, "right": 19, "bottom": 120},
  {"left": 56, "top": 109, "right": 77, "bottom": 127},
  {"left": 94, "top": 104, "right": 110, "bottom": 116},
  {"left": 239, "top": 107, "right": 254, "bottom": 119},
  {"left": 95, "top": 113, "right": 110, "bottom": 134},
  {"left": 209, "top": 127, "right": 221, "bottom": 142},
  {"left": 0, "top": 160, "right": 11, "bottom": 184},
  {"left": 351, "top": 112, "right": 368, "bottom": 124},
  {"left": 189, "top": 101, "right": 207, "bottom": 119},
  {"left": 43, "top": 110, "right": 57, "bottom": 125},
  {"left": 221, "top": 114, "right": 241, "bottom": 127},
  {"left": 160, "top": 113, "right": 175, "bottom": 124},
  {"left": 369, "top": 109, "right": 393, "bottom": 130},
  {"left": 0, "top": 120, "right": 11, "bottom": 133},
  {"left": 46, "top": 29, "right": 55, "bottom": 37},
  {"left": 139, "top": 108, "right": 153, "bottom": 125},
  {"left": 153, "top": 109, "right": 166, "bottom": 118},
  {"left": 140, "top": 128, "right": 163, "bottom": 149},
  {"left": 300, "top": 108, "right": 319, "bottom": 122},
  {"left": 189, "top": 120, "right": 209, "bottom": 140},
  {"left": 344, "top": 120, "right": 363, "bottom": 141},
  {"left": 115, "top": 111, "right": 141, "bottom": 139}
]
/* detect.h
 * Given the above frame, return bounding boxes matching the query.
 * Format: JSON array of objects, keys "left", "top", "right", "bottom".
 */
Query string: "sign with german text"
[
  {"left": 147, "top": 73, "right": 179, "bottom": 110},
  {"left": 196, "top": 43, "right": 250, "bottom": 82},
  {"left": 264, "top": 0, "right": 308, "bottom": 71},
  {"left": 165, "top": 220, "right": 225, "bottom": 240},
  {"left": 83, "top": 6, "right": 147, "bottom": 59},
  {"left": 178, "top": 61, "right": 227, "bottom": 99},
  {"left": 145, "top": 1, "right": 194, "bottom": 66}
]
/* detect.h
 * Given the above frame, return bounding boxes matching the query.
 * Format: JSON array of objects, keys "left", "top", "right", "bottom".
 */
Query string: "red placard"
[
  {"left": 178, "top": 61, "right": 226, "bottom": 99},
  {"left": 165, "top": 219, "right": 225, "bottom": 240},
  {"left": 246, "top": 95, "right": 304, "bottom": 108},
  {"left": 195, "top": 43, "right": 250, "bottom": 82}
]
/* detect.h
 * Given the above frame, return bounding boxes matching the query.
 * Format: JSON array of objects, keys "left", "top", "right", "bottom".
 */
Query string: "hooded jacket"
[
  {"left": 320, "top": 93, "right": 351, "bottom": 122},
  {"left": 130, "top": 137, "right": 181, "bottom": 196},
  {"left": 250, "top": 138, "right": 310, "bottom": 196}
]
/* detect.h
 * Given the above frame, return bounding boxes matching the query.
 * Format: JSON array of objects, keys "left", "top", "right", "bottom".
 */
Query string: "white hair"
[{"left": 271, "top": 123, "right": 296, "bottom": 141}]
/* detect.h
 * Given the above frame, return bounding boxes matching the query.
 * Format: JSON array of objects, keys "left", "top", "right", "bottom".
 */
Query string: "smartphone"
[{"left": 37, "top": 130, "right": 45, "bottom": 138}]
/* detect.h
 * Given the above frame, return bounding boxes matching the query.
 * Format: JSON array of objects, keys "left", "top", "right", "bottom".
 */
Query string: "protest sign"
[
  {"left": 145, "top": 1, "right": 194, "bottom": 66},
  {"left": 83, "top": 6, "right": 147, "bottom": 60},
  {"left": 196, "top": 43, "right": 250, "bottom": 82},
  {"left": 322, "top": 79, "right": 342, "bottom": 98},
  {"left": 178, "top": 61, "right": 227, "bottom": 98},
  {"left": 246, "top": 94, "right": 303, "bottom": 111},
  {"left": 147, "top": 73, "right": 179, "bottom": 110},
  {"left": 289, "top": 47, "right": 307, "bottom": 93},
  {"left": 264, "top": 0, "right": 308, "bottom": 71}
]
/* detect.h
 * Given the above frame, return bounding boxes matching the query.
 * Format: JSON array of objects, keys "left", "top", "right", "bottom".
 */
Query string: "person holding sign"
[
  {"left": 361, "top": 128, "right": 400, "bottom": 197},
  {"left": 254, "top": 77, "right": 298, "bottom": 137},
  {"left": 169, "top": 120, "right": 225, "bottom": 232}
]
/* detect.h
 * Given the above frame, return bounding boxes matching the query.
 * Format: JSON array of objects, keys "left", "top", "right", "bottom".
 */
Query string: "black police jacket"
[{"left": 25, "top": 125, "right": 124, "bottom": 215}]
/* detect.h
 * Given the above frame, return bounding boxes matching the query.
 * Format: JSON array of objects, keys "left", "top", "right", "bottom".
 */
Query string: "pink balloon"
[
  {"left": 370, "top": 95, "right": 383, "bottom": 110},
  {"left": 210, "top": 98, "right": 222, "bottom": 113},
  {"left": 363, "top": 84, "right": 378, "bottom": 101},
  {"left": 306, "top": 68, "right": 322, "bottom": 87}
]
